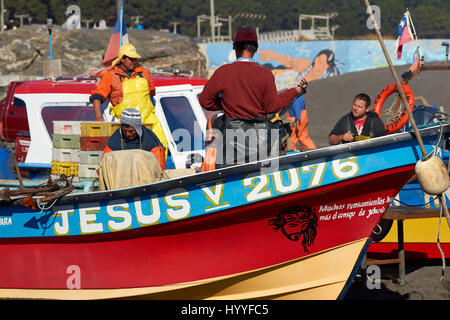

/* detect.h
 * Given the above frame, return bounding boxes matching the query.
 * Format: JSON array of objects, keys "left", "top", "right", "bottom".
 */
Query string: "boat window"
[
  {"left": 160, "top": 96, "right": 203, "bottom": 152},
  {"left": 41, "top": 104, "right": 96, "bottom": 136}
]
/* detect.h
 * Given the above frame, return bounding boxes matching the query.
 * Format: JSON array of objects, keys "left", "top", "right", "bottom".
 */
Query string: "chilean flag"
[
  {"left": 102, "top": 14, "right": 129, "bottom": 67},
  {"left": 395, "top": 12, "right": 414, "bottom": 59}
]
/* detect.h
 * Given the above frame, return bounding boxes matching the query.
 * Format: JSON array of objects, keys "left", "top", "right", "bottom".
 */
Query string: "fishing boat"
[
  {"left": 0, "top": 120, "right": 448, "bottom": 299},
  {"left": 1, "top": 0, "right": 448, "bottom": 300}
]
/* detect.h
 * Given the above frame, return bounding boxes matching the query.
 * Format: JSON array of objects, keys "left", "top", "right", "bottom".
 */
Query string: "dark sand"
[{"left": 344, "top": 259, "right": 450, "bottom": 300}]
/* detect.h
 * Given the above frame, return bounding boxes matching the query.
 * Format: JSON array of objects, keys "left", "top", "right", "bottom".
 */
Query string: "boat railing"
[{"left": 149, "top": 68, "right": 194, "bottom": 77}]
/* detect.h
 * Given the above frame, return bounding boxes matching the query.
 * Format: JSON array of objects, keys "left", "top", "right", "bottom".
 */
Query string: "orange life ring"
[{"left": 373, "top": 82, "right": 415, "bottom": 134}]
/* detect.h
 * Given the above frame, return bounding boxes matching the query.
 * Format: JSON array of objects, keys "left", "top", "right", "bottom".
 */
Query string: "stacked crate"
[
  {"left": 52, "top": 121, "right": 151, "bottom": 180},
  {"left": 79, "top": 122, "right": 112, "bottom": 180},
  {"left": 51, "top": 121, "right": 81, "bottom": 178},
  {"left": 51, "top": 121, "right": 120, "bottom": 180}
]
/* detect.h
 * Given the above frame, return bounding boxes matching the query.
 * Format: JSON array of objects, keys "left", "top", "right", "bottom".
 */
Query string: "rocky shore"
[{"left": 0, "top": 25, "right": 207, "bottom": 79}]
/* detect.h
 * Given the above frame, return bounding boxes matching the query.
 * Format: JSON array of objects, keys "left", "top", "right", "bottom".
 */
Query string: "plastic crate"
[
  {"left": 103, "top": 123, "right": 152, "bottom": 136},
  {"left": 105, "top": 122, "right": 120, "bottom": 136},
  {"left": 51, "top": 161, "right": 79, "bottom": 176},
  {"left": 52, "top": 148, "right": 80, "bottom": 162},
  {"left": 52, "top": 134, "right": 80, "bottom": 149},
  {"left": 80, "top": 137, "right": 108, "bottom": 151},
  {"left": 53, "top": 121, "right": 81, "bottom": 135},
  {"left": 79, "top": 150, "right": 102, "bottom": 164},
  {"left": 78, "top": 164, "right": 99, "bottom": 178},
  {"left": 81, "top": 122, "right": 107, "bottom": 137}
]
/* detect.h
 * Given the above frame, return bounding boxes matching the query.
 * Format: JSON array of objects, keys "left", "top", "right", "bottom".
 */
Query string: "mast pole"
[{"left": 363, "top": 0, "right": 426, "bottom": 157}]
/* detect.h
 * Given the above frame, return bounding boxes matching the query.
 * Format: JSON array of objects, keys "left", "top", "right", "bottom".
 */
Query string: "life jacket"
[{"left": 345, "top": 112, "right": 375, "bottom": 140}]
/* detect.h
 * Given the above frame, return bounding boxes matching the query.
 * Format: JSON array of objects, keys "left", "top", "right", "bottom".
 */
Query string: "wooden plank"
[
  {"left": 367, "top": 258, "right": 401, "bottom": 266},
  {"left": 384, "top": 206, "right": 442, "bottom": 220}
]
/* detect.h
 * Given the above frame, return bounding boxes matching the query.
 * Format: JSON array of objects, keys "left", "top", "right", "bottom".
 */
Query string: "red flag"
[
  {"left": 102, "top": 16, "right": 129, "bottom": 68},
  {"left": 395, "top": 12, "right": 414, "bottom": 59}
]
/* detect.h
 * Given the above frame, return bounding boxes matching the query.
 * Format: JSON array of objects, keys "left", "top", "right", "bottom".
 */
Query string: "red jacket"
[
  {"left": 91, "top": 65, "right": 155, "bottom": 106},
  {"left": 199, "top": 61, "right": 298, "bottom": 119}
]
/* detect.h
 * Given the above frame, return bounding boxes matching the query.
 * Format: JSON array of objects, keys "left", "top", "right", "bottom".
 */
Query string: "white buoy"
[{"left": 415, "top": 155, "right": 450, "bottom": 195}]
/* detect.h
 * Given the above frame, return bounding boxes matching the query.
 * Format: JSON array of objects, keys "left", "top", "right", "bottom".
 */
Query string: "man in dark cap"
[
  {"left": 103, "top": 108, "right": 166, "bottom": 169},
  {"left": 199, "top": 27, "right": 308, "bottom": 168}
]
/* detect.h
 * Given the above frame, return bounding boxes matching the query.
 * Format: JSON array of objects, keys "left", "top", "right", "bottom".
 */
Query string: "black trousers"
[{"left": 214, "top": 117, "right": 285, "bottom": 169}]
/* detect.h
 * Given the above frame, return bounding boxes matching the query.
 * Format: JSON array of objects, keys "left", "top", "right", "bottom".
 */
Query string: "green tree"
[{"left": 2, "top": 0, "right": 450, "bottom": 38}]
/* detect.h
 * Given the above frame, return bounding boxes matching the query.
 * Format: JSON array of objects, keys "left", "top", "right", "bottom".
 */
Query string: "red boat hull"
[{"left": 0, "top": 165, "right": 415, "bottom": 296}]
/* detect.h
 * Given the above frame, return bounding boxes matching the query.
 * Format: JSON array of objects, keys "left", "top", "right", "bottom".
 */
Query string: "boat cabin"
[{"left": 10, "top": 74, "right": 208, "bottom": 174}]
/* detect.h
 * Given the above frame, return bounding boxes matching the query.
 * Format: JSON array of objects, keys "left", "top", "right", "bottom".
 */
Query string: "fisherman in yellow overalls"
[{"left": 91, "top": 44, "right": 168, "bottom": 156}]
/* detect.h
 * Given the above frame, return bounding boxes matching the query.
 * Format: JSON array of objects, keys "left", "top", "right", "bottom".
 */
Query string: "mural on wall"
[{"left": 205, "top": 39, "right": 450, "bottom": 91}]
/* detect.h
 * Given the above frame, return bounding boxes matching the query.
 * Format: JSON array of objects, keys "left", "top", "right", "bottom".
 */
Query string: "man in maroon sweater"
[{"left": 199, "top": 27, "right": 308, "bottom": 168}]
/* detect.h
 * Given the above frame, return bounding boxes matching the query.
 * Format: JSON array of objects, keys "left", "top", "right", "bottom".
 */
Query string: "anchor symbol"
[{"left": 24, "top": 211, "right": 56, "bottom": 234}]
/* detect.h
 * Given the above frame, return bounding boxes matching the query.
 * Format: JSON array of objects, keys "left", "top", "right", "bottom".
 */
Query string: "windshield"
[
  {"left": 160, "top": 96, "right": 204, "bottom": 152},
  {"left": 41, "top": 103, "right": 96, "bottom": 136}
]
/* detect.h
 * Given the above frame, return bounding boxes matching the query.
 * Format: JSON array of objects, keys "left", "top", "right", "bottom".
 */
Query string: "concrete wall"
[{"left": 204, "top": 39, "right": 450, "bottom": 90}]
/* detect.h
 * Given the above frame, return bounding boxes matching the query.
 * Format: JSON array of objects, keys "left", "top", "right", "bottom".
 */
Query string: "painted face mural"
[{"left": 268, "top": 205, "right": 318, "bottom": 253}]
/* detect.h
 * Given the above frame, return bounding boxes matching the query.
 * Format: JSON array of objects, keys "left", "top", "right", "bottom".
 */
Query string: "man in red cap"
[{"left": 199, "top": 27, "right": 308, "bottom": 168}]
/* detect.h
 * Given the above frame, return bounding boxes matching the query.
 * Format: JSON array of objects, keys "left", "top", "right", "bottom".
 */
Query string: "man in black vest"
[{"left": 329, "top": 93, "right": 386, "bottom": 145}]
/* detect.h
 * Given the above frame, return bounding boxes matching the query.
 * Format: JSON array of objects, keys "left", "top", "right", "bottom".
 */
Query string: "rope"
[
  {"left": 419, "top": 112, "right": 448, "bottom": 161},
  {"left": 407, "top": 10, "right": 422, "bottom": 52},
  {"left": 394, "top": 194, "right": 446, "bottom": 282},
  {"left": 36, "top": 197, "right": 58, "bottom": 211},
  {"left": 422, "top": 120, "right": 444, "bottom": 161},
  {"left": 437, "top": 203, "right": 446, "bottom": 282},
  {"left": 394, "top": 196, "right": 438, "bottom": 207},
  {"left": 384, "top": 100, "right": 403, "bottom": 124},
  {"left": 36, "top": 198, "right": 59, "bottom": 236}
]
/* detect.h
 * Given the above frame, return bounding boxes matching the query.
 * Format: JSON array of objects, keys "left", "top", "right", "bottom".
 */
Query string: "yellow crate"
[
  {"left": 104, "top": 122, "right": 152, "bottom": 136},
  {"left": 81, "top": 122, "right": 107, "bottom": 137},
  {"left": 105, "top": 122, "right": 120, "bottom": 136},
  {"left": 51, "top": 161, "right": 79, "bottom": 177}
]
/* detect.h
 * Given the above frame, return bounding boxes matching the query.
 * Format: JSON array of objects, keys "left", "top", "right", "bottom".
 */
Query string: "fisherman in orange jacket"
[
  {"left": 286, "top": 96, "right": 317, "bottom": 151},
  {"left": 91, "top": 43, "right": 168, "bottom": 155}
]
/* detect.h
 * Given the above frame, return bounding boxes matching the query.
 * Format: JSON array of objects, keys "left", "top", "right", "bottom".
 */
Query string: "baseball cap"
[{"left": 234, "top": 27, "right": 258, "bottom": 42}]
